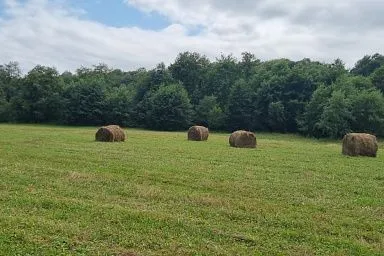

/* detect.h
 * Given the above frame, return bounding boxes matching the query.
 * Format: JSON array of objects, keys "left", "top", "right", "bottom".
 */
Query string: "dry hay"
[
  {"left": 95, "top": 125, "right": 125, "bottom": 142},
  {"left": 342, "top": 133, "right": 378, "bottom": 157},
  {"left": 229, "top": 130, "right": 256, "bottom": 148},
  {"left": 188, "top": 125, "right": 209, "bottom": 141}
]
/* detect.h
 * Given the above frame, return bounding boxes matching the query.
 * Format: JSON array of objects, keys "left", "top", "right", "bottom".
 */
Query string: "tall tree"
[
  {"left": 104, "top": 86, "right": 135, "bottom": 127},
  {"left": 239, "top": 52, "right": 259, "bottom": 81},
  {"left": 226, "top": 79, "right": 256, "bottom": 131},
  {"left": 62, "top": 79, "right": 106, "bottom": 125},
  {"left": 350, "top": 89, "right": 384, "bottom": 136},
  {"left": 371, "top": 65, "right": 384, "bottom": 93},
  {"left": 0, "top": 62, "right": 21, "bottom": 101},
  {"left": 12, "top": 65, "right": 64, "bottom": 122},
  {"left": 351, "top": 53, "right": 384, "bottom": 76},
  {"left": 317, "top": 90, "right": 353, "bottom": 138},
  {"left": 0, "top": 87, "right": 10, "bottom": 121},
  {"left": 0, "top": 62, "right": 21, "bottom": 121},
  {"left": 169, "top": 52, "right": 210, "bottom": 104},
  {"left": 149, "top": 63, "right": 174, "bottom": 87},
  {"left": 298, "top": 84, "right": 332, "bottom": 137},
  {"left": 195, "top": 96, "right": 225, "bottom": 130},
  {"left": 145, "top": 84, "right": 193, "bottom": 131},
  {"left": 207, "top": 54, "right": 239, "bottom": 107},
  {"left": 267, "top": 101, "right": 287, "bottom": 132}
]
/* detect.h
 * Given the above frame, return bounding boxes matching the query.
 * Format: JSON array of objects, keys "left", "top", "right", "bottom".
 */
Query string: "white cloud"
[
  {"left": 125, "top": 0, "right": 384, "bottom": 65},
  {"left": 0, "top": 0, "right": 383, "bottom": 73}
]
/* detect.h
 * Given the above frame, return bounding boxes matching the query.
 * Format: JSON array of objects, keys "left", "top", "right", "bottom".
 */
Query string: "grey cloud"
[
  {"left": 289, "top": 1, "right": 384, "bottom": 31},
  {"left": 130, "top": 0, "right": 384, "bottom": 32}
]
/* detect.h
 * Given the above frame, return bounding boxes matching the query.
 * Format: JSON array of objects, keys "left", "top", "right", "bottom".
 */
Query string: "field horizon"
[{"left": 0, "top": 124, "right": 383, "bottom": 255}]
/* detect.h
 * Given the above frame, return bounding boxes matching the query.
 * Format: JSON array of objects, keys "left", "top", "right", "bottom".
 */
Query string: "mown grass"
[{"left": 0, "top": 124, "right": 383, "bottom": 255}]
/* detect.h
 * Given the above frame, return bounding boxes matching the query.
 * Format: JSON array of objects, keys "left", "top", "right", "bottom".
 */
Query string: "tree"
[
  {"left": 61, "top": 71, "right": 74, "bottom": 85},
  {"left": 104, "top": 86, "right": 135, "bottom": 127},
  {"left": 350, "top": 89, "right": 384, "bottom": 136},
  {"left": 327, "top": 58, "right": 348, "bottom": 83},
  {"left": 12, "top": 65, "right": 64, "bottom": 122},
  {"left": 298, "top": 84, "right": 332, "bottom": 137},
  {"left": 0, "top": 62, "right": 21, "bottom": 121},
  {"left": 239, "top": 52, "right": 259, "bottom": 81},
  {"left": 145, "top": 84, "right": 193, "bottom": 131},
  {"left": 149, "top": 63, "right": 174, "bottom": 87},
  {"left": 62, "top": 79, "right": 106, "bottom": 125},
  {"left": 0, "top": 62, "right": 21, "bottom": 102},
  {"left": 250, "top": 59, "right": 293, "bottom": 130},
  {"left": 195, "top": 96, "right": 226, "bottom": 130},
  {"left": 267, "top": 101, "right": 287, "bottom": 132},
  {"left": 207, "top": 54, "right": 239, "bottom": 107},
  {"left": 226, "top": 79, "right": 256, "bottom": 131},
  {"left": 371, "top": 65, "right": 384, "bottom": 93},
  {"left": 351, "top": 53, "right": 384, "bottom": 76},
  {"left": 129, "top": 66, "right": 169, "bottom": 127},
  {"left": 169, "top": 52, "right": 210, "bottom": 104},
  {"left": 0, "top": 87, "right": 10, "bottom": 121},
  {"left": 317, "top": 90, "right": 353, "bottom": 138},
  {"left": 0, "top": 52, "right": 383, "bottom": 138}
]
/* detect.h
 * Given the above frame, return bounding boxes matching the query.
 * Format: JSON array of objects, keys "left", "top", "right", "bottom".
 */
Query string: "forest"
[{"left": 1, "top": 52, "right": 384, "bottom": 138}]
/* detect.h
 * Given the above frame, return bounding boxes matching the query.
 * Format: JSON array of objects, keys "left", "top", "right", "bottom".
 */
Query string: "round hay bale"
[
  {"left": 342, "top": 133, "right": 378, "bottom": 157},
  {"left": 95, "top": 125, "right": 125, "bottom": 142},
  {"left": 188, "top": 125, "right": 209, "bottom": 141},
  {"left": 229, "top": 130, "right": 256, "bottom": 148}
]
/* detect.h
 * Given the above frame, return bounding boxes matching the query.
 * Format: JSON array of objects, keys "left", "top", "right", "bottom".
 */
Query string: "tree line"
[{"left": 1, "top": 52, "right": 384, "bottom": 138}]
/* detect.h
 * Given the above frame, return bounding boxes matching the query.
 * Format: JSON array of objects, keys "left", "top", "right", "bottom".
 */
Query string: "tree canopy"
[{"left": 1, "top": 52, "right": 384, "bottom": 138}]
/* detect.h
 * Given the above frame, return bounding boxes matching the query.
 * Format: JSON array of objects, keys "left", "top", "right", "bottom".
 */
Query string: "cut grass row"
[{"left": 0, "top": 124, "right": 383, "bottom": 255}]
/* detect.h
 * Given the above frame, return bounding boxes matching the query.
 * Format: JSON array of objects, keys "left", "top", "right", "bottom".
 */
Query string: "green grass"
[{"left": 0, "top": 124, "right": 383, "bottom": 256}]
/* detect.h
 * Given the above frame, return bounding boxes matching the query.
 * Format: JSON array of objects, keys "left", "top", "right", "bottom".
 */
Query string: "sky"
[{"left": 0, "top": 0, "right": 383, "bottom": 73}]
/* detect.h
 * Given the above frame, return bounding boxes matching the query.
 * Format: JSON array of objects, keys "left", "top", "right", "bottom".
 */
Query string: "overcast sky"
[{"left": 0, "top": 0, "right": 383, "bottom": 73}]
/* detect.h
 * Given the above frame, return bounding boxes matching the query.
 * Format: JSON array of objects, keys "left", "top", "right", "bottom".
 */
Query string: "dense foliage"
[{"left": 1, "top": 52, "right": 384, "bottom": 138}]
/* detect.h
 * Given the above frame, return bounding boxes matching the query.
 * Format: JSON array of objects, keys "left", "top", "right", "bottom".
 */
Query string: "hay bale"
[
  {"left": 95, "top": 125, "right": 125, "bottom": 142},
  {"left": 342, "top": 133, "right": 378, "bottom": 157},
  {"left": 229, "top": 130, "right": 256, "bottom": 148},
  {"left": 188, "top": 125, "right": 209, "bottom": 141}
]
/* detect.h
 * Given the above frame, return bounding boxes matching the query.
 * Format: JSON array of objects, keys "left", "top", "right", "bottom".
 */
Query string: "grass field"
[{"left": 0, "top": 124, "right": 383, "bottom": 255}]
